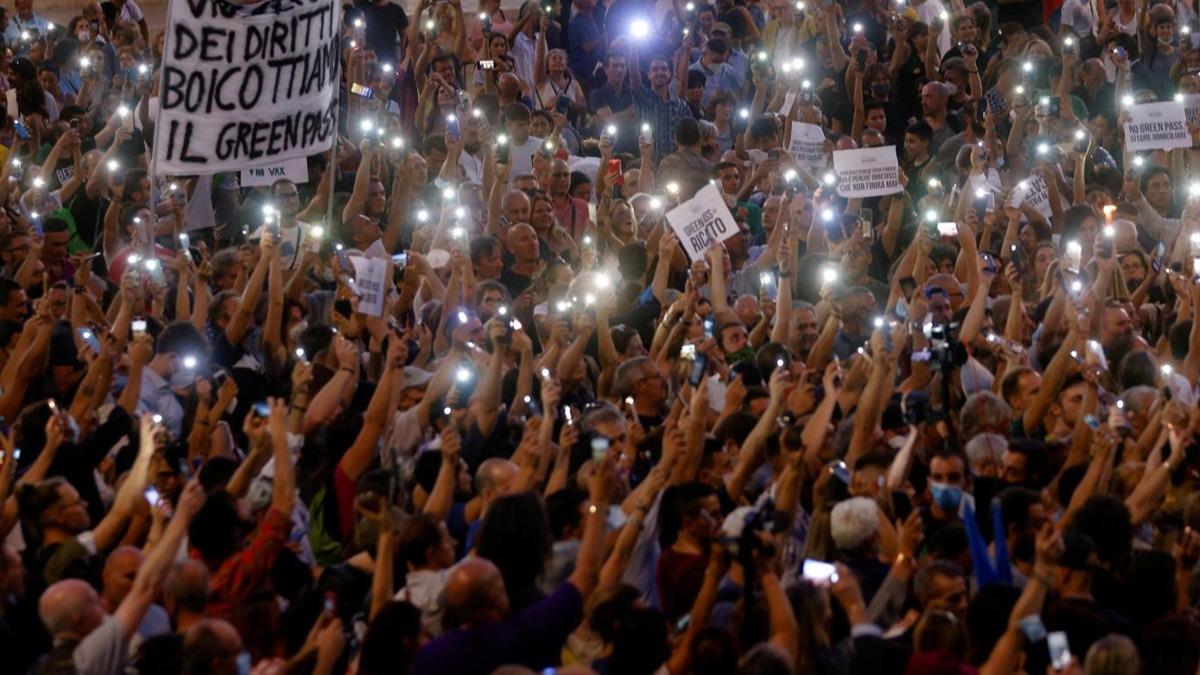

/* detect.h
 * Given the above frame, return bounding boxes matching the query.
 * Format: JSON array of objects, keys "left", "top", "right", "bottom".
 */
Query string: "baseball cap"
[
  {"left": 711, "top": 21, "right": 733, "bottom": 35},
  {"left": 401, "top": 365, "right": 434, "bottom": 389}
]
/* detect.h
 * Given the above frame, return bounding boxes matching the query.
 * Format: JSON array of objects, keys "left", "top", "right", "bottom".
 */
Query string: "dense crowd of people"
[{"left": 2, "top": 0, "right": 1200, "bottom": 672}]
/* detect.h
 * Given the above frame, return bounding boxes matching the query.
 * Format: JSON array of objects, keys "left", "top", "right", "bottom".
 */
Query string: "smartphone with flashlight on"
[
  {"left": 687, "top": 352, "right": 708, "bottom": 387},
  {"left": 350, "top": 82, "right": 375, "bottom": 99}
]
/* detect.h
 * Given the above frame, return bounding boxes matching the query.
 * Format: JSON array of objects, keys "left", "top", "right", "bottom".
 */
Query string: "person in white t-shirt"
[
  {"left": 501, "top": 102, "right": 543, "bottom": 184},
  {"left": 249, "top": 179, "right": 315, "bottom": 270},
  {"left": 912, "top": 0, "right": 952, "bottom": 56}
]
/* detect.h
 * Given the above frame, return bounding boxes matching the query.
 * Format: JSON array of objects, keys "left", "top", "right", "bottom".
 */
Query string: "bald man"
[
  {"left": 547, "top": 159, "right": 588, "bottom": 240},
  {"left": 500, "top": 224, "right": 540, "bottom": 298},
  {"left": 132, "top": 560, "right": 212, "bottom": 675},
  {"left": 410, "top": 461, "right": 618, "bottom": 675},
  {"left": 499, "top": 189, "right": 532, "bottom": 230},
  {"left": 462, "top": 459, "right": 519, "bottom": 552},
  {"left": 181, "top": 619, "right": 243, "bottom": 675},
  {"left": 39, "top": 480, "right": 203, "bottom": 675},
  {"left": 101, "top": 546, "right": 171, "bottom": 651}
]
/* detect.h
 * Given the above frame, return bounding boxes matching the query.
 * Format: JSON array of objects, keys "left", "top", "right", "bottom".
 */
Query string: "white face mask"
[
  {"left": 887, "top": 435, "right": 908, "bottom": 450},
  {"left": 943, "top": 83, "right": 958, "bottom": 96}
]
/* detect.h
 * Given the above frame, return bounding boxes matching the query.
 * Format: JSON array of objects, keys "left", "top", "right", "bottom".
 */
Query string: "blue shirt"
[
  {"left": 688, "top": 60, "right": 744, "bottom": 108},
  {"left": 137, "top": 367, "right": 184, "bottom": 438},
  {"left": 567, "top": 11, "right": 604, "bottom": 83},
  {"left": 3, "top": 14, "right": 53, "bottom": 53},
  {"left": 633, "top": 84, "right": 693, "bottom": 158}
]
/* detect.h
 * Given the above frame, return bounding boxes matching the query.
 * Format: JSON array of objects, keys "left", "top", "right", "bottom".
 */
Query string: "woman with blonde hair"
[{"left": 1085, "top": 634, "right": 1139, "bottom": 675}]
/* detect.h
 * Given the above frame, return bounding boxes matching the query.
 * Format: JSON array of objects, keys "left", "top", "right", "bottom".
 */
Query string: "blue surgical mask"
[{"left": 930, "top": 481, "right": 962, "bottom": 511}]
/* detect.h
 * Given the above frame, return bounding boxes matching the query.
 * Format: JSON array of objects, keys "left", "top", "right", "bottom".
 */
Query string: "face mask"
[
  {"left": 943, "top": 83, "right": 958, "bottom": 96},
  {"left": 887, "top": 435, "right": 908, "bottom": 450},
  {"left": 871, "top": 82, "right": 891, "bottom": 98},
  {"left": 1159, "top": 36, "right": 1174, "bottom": 47},
  {"left": 930, "top": 481, "right": 963, "bottom": 511}
]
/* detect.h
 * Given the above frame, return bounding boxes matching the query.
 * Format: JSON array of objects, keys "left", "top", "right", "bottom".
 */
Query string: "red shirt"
[
  {"left": 551, "top": 195, "right": 589, "bottom": 241},
  {"left": 203, "top": 507, "right": 291, "bottom": 620}
]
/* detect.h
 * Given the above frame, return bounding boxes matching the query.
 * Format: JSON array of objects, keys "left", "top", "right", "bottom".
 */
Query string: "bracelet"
[{"left": 339, "top": 366, "right": 356, "bottom": 374}]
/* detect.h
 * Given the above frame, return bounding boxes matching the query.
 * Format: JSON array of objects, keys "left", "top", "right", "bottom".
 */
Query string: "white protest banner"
[
  {"left": 665, "top": 183, "right": 740, "bottom": 261},
  {"left": 240, "top": 156, "right": 310, "bottom": 187},
  {"left": 1124, "top": 102, "right": 1191, "bottom": 152},
  {"left": 155, "top": 0, "right": 340, "bottom": 175},
  {"left": 1181, "top": 94, "right": 1200, "bottom": 127},
  {"left": 349, "top": 255, "right": 390, "bottom": 317},
  {"left": 832, "top": 146, "right": 901, "bottom": 198},
  {"left": 788, "top": 121, "right": 826, "bottom": 170},
  {"left": 1007, "top": 175, "right": 1053, "bottom": 219}
]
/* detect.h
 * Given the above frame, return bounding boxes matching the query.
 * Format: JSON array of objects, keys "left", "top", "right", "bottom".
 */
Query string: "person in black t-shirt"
[{"left": 356, "top": 0, "right": 410, "bottom": 65}]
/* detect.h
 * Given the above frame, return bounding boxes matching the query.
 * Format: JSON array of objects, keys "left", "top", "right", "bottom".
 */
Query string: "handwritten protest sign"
[
  {"left": 240, "top": 156, "right": 310, "bottom": 187},
  {"left": 1181, "top": 94, "right": 1200, "bottom": 127},
  {"left": 349, "top": 255, "right": 389, "bottom": 317},
  {"left": 1007, "top": 175, "right": 1053, "bottom": 219},
  {"left": 155, "top": 0, "right": 340, "bottom": 174},
  {"left": 665, "top": 183, "right": 739, "bottom": 261},
  {"left": 788, "top": 122, "right": 826, "bottom": 170},
  {"left": 1124, "top": 102, "right": 1191, "bottom": 152},
  {"left": 832, "top": 146, "right": 901, "bottom": 198}
]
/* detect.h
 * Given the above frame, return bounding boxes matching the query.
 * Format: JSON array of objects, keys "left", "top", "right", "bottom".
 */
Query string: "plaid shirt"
[
  {"left": 204, "top": 507, "right": 292, "bottom": 620},
  {"left": 633, "top": 84, "right": 694, "bottom": 160}
]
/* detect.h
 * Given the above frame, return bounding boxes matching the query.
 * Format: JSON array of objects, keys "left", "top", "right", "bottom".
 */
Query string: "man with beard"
[
  {"left": 789, "top": 302, "right": 820, "bottom": 364},
  {"left": 614, "top": 356, "right": 667, "bottom": 428},
  {"left": 1101, "top": 301, "right": 1136, "bottom": 374},
  {"left": 632, "top": 52, "right": 693, "bottom": 159},
  {"left": 456, "top": 113, "right": 489, "bottom": 186},
  {"left": 655, "top": 482, "right": 719, "bottom": 623}
]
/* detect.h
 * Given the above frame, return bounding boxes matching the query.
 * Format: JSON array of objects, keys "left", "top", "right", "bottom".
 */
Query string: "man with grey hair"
[
  {"left": 830, "top": 496, "right": 889, "bottom": 601},
  {"left": 964, "top": 433, "right": 1007, "bottom": 479},
  {"left": 612, "top": 357, "right": 666, "bottom": 425},
  {"left": 959, "top": 391, "right": 1013, "bottom": 441}
]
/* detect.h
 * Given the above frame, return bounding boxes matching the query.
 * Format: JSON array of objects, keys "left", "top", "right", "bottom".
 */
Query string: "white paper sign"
[
  {"left": 1124, "top": 102, "right": 1191, "bottom": 152},
  {"left": 779, "top": 90, "right": 797, "bottom": 117},
  {"left": 349, "top": 255, "right": 390, "bottom": 317},
  {"left": 154, "top": 0, "right": 340, "bottom": 174},
  {"left": 788, "top": 121, "right": 826, "bottom": 170},
  {"left": 665, "top": 183, "right": 740, "bottom": 261},
  {"left": 832, "top": 146, "right": 901, "bottom": 198},
  {"left": 1181, "top": 94, "right": 1200, "bottom": 127},
  {"left": 1008, "top": 175, "right": 1053, "bottom": 218},
  {"left": 240, "top": 156, "right": 310, "bottom": 187}
]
